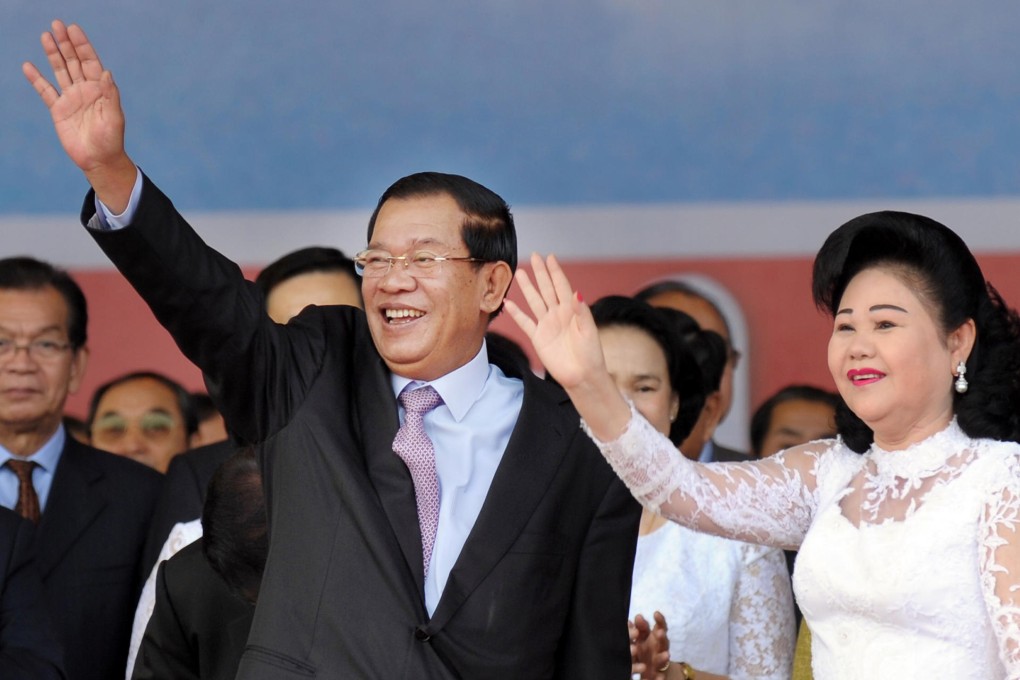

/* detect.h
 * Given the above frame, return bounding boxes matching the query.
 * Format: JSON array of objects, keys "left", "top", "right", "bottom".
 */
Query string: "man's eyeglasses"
[
  {"left": 354, "top": 250, "right": 487, "bottom": 278},
  {"left": 0, "top": 338, "right": 73, "bottom": 361}
]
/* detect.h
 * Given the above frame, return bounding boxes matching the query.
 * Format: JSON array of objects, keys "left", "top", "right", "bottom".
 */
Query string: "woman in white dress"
[
  {"left": 590, "top": 296, "right": 794, "bottom": 680},
  {"left": 507, "top": 212, "right": 1020, "bottom": 680}
]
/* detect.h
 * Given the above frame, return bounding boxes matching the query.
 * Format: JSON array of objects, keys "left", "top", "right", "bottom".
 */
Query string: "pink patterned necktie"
[{"left": 393, "top": 386, "right": 444, "bottom": 578}]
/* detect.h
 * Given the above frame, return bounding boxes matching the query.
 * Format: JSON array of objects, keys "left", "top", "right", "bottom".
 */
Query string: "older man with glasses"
[{"left": 0, "top": 256, "right": 163, "bottom": 680}]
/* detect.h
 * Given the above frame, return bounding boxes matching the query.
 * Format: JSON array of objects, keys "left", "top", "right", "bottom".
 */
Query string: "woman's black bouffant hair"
[{"left": 812, "top": 211, "right": 1020, "bottom": 452}]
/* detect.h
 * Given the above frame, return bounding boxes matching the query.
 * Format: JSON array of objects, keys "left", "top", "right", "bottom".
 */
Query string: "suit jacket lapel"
[
  {"left": 354, "top": 349, "right": 428, "bottom": 600},
  {"left": 35, "top": 440, "right": 108, "bottom": 579},
  {"left": 427, "top": 376, "right": 570, "bottom": 630}
]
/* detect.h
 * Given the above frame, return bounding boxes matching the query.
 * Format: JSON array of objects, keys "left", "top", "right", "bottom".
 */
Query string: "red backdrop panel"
[{"left": 65, "top": 254, "right": 1020, "bottom": 420}]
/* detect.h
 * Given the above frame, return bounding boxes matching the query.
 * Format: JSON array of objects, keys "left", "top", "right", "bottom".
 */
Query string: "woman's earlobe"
[{"left": 950, "top": 318, "right": 977, "bottom": 356}]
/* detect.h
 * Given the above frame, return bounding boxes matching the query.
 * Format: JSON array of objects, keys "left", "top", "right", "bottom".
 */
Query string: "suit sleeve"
[
  {"left": 82, "top": 175, "right": 355, "bottom": 445},
  {"left": 554, "top": 472, "right": 641, "bottom": 679},
  {"left": 140, "top": 460, "right": 204, "bottom": 577},
  {"left": 0, "top": 512, "right": 66, "bottom": 680},
  {"left": 130, "top": 560, "right": 200, "bottom": 680}
]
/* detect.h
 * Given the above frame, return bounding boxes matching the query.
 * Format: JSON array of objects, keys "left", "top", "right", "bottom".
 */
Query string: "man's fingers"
[
  {"left": 52, "top": 19, "right": 87, "bottom": 84},
  {"left": 68, "top": 23, "right": 106, "bottom": 81},
  {"left": 100, "top": 70, "right": 121, "bottom": 108},
  {"left": 21, "top": 62, "right": 60, "bottom": 109},
  {"left": 40, "top": 29, "right": 74, "bottom": 92},
  {"left": 36, "top": 21, "right": 107, "bottom": 95}
]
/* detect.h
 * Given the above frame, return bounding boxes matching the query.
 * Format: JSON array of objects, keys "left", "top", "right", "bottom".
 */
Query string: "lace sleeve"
[
  {"left": 728, "top": 544, "right": 795, "bottom": 680},
  {"left": 583, "top": 403, "right": 823, "bottom": 548},
  {"left": 979, "top": 466, "right": 1020, "bottom": 677}
]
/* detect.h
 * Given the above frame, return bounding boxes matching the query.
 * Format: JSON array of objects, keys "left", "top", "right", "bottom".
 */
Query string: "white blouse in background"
[{"left": 629, "top": 521, "right": 794, "bottom": 679}]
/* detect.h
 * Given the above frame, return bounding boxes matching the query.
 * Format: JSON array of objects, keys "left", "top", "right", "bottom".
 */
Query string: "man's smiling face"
[{"left": 362, "top": 193, "right": 498, "bottom": 381}]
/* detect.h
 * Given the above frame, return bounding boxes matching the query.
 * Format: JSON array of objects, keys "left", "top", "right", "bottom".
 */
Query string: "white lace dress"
[
  {"left": 588, "top": 411, "right": 1020, "bottom": 680},
  {"left": 630, "top": 522, "right": 794, "bottom": 679}
]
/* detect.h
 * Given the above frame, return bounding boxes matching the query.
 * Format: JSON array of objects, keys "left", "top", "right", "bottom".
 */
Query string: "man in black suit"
[
  {"left": 132, "top": 449, "right": 264, "bottom": 680},
  {"left": 141, "top": 246, "right": 363, "bottom": 574},
  {"left": 26, "top": 21, "right": 640, "bottom": 680},
  {"left": 0, "top": 506, "right": 64, "bottom": 680},
  {"left": 0, "top": 256, "right": 163, "bottom": 680}
]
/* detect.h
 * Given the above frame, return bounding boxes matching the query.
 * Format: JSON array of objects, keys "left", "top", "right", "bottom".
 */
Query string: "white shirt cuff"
[{"left": 91, "top": 166, "right": 144, "bottom": 230}]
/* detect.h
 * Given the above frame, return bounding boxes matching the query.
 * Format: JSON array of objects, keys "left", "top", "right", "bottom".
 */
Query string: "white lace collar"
[{"left": 867, "top": 418, "right": 970, "bottom": 480}]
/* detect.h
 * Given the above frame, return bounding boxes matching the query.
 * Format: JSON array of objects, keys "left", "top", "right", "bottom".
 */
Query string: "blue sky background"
[{"left": 4, "top": 2, "right": 1020, "bottom": 215}]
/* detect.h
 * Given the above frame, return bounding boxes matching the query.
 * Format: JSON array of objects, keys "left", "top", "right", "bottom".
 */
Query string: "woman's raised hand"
[
  {"left": 504, "top": 253, "right": 607, "bottom": 390},
  {"left": 506, "top": 253, "right": 632, "bottom": 441}
]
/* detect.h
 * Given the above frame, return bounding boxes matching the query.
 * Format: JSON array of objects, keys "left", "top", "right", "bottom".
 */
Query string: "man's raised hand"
[{"left": 22, "top": 20, "right": 135, "bottom": 211}]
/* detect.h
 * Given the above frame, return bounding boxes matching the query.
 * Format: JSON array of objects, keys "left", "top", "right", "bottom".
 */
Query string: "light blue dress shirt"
[
  {"left": 393, "top": 341, "right": 523, "bottom": 616},
  {"left": 0, "top": 425, "right": 66, "bottom": 513}
]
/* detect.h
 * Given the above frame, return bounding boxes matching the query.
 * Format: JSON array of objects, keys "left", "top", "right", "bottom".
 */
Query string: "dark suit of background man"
[
  {"left": 132, "top": 449, "right": 265, "bottom": 680},
  {"left": 0, "top": 506, "right": 65, "bottom": 680},
  {"left": 25, "top": 21, "right": 641, "bottom": 680},
  {"left": 0, "top": 256, "right": 163, "bottom": 680}
]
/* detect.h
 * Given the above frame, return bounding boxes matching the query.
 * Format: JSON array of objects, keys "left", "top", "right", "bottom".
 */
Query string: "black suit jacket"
[
  {"left": 0, "top": 507, "right": 65, "bottom": 680},
  {"left": 86, "top": 176, "right": 641, "bottom": 680},
  {"left": 141, "top": 440, "right": 235, "bottom": 575},
  {"left": 132, "top": 540, "right": 253, "bottom": 680},
  {"left": 35, "top": 437, "right": 163, "bottom": 680}
]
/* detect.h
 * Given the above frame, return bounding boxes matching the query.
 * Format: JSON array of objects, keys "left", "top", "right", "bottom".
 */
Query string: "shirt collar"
[
  {"left": 698, "top": 439, "right": 714, "bottom": 463},
  {"left": 0, "top": 425, "right": 66, "bottom": 473},
  {"left": 391, "top": 341, "right": 490, "bottom": 423}
]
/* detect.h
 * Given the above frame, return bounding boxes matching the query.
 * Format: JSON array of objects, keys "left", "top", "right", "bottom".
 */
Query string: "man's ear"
[
  {"left": 699, "top": 391, "right": 724, "bottom": 440},
  {"left": 67, "top": 346, "right": 89, "bottom": 394},
  {"left": 480, "top": 262, "right": 514, "bottom": 315}
]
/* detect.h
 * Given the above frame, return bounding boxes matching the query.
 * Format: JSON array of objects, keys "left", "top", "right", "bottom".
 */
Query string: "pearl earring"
[{"left": 954, "top": 360, "right": 968, "bottom": 394}]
